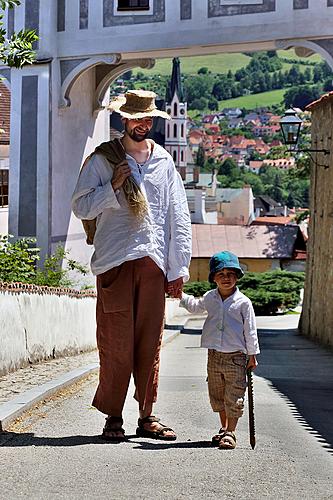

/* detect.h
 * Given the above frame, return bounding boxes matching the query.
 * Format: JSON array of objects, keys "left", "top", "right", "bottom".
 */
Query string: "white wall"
[
  {"left": 0, "top": 207, "right": 8, "bottom": 235},
  {"left": 51, "top": 67, "right": 110, "bottom": 273},
  {"left": 44, "top": 1, "right": 333, "bottom": 59},
  {"left": 0, "top": 290, "right": 96, "bottom": 376}
]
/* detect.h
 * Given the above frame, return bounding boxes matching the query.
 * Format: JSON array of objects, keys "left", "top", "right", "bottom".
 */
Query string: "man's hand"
[
  {"left": 247, "top": 355, "right": 258, "bottom": 371},
  {"left": 111, "top": 160, "right": 131, "bottom": 191},
  {"left": 166, "top": 277, "right": 184, "bottom": 299}
]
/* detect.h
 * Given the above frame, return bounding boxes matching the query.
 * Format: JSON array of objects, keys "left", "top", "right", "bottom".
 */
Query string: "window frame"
[
  {"left": 117, "top": 0, "right": 150, "bottom": 12},
  {"left": 0, "top": 169, "right": 9, "bottom": 208}
]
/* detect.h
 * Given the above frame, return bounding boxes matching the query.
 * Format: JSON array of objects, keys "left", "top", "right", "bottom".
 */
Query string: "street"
[{"left": 0, "top": 318, "right": 332, "bottom": 500}]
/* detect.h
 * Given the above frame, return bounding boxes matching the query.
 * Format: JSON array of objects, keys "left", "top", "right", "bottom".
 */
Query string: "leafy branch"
[{"left": 0, "top": 0, "right": 38, "bottom": 67}]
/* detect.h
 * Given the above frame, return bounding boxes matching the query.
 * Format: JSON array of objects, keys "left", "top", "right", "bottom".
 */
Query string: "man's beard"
[{"left": 125, "top": 124, "right": 150, "bottom": 142}]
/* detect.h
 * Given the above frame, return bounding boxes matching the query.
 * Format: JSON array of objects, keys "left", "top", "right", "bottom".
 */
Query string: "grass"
[
  {"left": 217, "top": 89, "right": 286, "bottom": 110},
  {"left": 133, "top": 50, "right": 323, "bottom": 77},
  {"left": 134, "top": 53, "right": 252, "bottom": 76}
]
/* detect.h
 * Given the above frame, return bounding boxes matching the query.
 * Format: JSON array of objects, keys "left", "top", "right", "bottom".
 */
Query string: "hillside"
[{"left": 133, "top": 50, "right": 321, "bottom": 77}]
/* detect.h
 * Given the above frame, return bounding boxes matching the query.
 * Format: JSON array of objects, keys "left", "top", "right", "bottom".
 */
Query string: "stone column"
[{"left": 9, "top": 63, "right": 52, "bottom": 261}]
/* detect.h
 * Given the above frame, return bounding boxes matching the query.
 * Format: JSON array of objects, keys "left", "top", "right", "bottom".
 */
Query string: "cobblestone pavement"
[{"left": 0, "top": 350, "right": 99, "bottom": 404}]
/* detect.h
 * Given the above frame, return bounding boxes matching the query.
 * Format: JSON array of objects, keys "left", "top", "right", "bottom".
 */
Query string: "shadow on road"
[
  {"left": 0, "top": 431, "right": 213, "bottom": 449},
  {"left": 256, "top": 327, "right": 333, "bottom": 456}
]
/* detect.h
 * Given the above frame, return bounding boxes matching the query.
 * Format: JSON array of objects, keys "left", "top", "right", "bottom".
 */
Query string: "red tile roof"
[
  {"left": 191, "top": 224, "right": 302, "bottom": 259},
  {"left": 306, "top": 91, "right": 333, "bottom": 111},
  {"left": 252, "top": 216, "right": 295, "bottom": 226},
  {"left": 0, "top": 81, "right": 10, "bottom": 144}
]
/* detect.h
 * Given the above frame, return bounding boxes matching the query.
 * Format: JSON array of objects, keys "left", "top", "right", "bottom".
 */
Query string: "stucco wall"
[
  {"left": 0, "top": 207, "right": 8, "bottom": 235},
  {"left": 0, "top": 287, "right": 97, "bottom": 376},
  {"left": 300, "top": 101, "right": 333, "bottom": 347}
]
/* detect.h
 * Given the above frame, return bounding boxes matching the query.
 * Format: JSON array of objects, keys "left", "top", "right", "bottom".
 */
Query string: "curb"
[
  {"left": 0, "top": 329, "right": 181, "bottom": 432},
  {"left": 0, "top": 363, "right": 99, "bottom": 432}
]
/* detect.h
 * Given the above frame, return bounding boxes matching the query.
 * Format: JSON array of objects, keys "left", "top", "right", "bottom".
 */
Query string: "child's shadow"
[{"left": 128, "top": 436, "right": 212, "bottom": 450}]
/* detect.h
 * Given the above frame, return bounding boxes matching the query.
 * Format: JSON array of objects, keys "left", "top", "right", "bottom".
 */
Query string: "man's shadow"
[{"left": 0, "top": 431, "right": 212, "bottom": 449}]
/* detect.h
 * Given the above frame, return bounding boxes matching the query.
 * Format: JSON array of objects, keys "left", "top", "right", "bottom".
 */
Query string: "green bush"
[
  {"left": 0, "top": 235, "right": 88, "bottom": 288},
  {"left": 183, "top": 270, "right": 305, "bottom": 315}
]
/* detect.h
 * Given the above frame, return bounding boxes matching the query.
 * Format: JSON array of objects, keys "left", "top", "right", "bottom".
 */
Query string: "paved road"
[{"left": 0, "top": 318, "right": 332, "bottom": 500}]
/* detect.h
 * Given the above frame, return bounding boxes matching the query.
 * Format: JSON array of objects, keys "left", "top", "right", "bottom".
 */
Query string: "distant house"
[
  {"left": 215, "top": 186, "right": 255, "bottom": 225},
  {"left": 247, "top": 160, "right": 263, "bottom": 174},
  {"left": 268, "top": 115, "right": 281, "bottom": 126},
  {"left": 253, "top": 125, "right": 280, "bottom": 137},
  {"left": 263, "top": 158, "right": 296, "bottom": 170},
  {"left": 202, "top": 114, "right": 220, "bottom": 124},
  {"left": 221, "top": 107, "right": 242, "bottom": 118},
  {"left": 259, "top": 112, "right": 273, "bottom": 124},
  {"left": 244, "top": 112, "right": 260, "bottom": 124},
  {"left": 220, "top": 152, "right": 245, "bottom": 167},
  {"left": 186, "top": 185, "right": 255, "bottom": 227},
  {"left": 189, "top": 224, "right": 307, "bottom": 280},
  {"left": 254, "top": 195, "right": 284, "bottom": 217},
  {"left": 203, "top": 123, "right": 220, "bottom": 134},
  {"left": 227, "top": 117, "right": 243, "bottom": 129}
]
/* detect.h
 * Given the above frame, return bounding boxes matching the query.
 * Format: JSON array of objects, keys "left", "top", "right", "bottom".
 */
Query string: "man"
[{"left": 72, "top": 90, "right": 192, "bottom": 441}]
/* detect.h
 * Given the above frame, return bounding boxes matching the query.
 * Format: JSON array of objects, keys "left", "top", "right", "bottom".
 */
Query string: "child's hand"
[
  {"left": 247, "top": 355, "right": 258, "bottom": 371},
  {"left": 166, "top": 278, "right": 183, "bottom": 299}
]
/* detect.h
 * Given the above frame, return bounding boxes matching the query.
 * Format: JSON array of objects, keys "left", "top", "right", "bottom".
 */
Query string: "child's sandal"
[
  {"left": 211, "top": 427, "right": 226, "bottom": 446},
  {"left": 219, "top": 431, "right": 236, "bottom": 449}
]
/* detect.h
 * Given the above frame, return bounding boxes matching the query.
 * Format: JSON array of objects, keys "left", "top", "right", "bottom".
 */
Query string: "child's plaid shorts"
[{"left": 207, "top": 349, "right": 247, "bottom": 418}]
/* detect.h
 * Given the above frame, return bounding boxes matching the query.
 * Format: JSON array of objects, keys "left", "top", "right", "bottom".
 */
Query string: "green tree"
[
  {"left": 208, "top": 96, "right": 219, "bottom": 111},
  {"left": 196, "top": 145, "right": 205, "bottom": 167},
  {"left": 0, "top": 0, "right": 38, "bottom": 67},
  {"left": 198, "top": 67, "right": 208, "bottom": 75},
  {"left": 284, "top": 85, "right": 321, "bottom": 110},
  {"left": 218, "top": 158, "right": 238, "bottom": 176}
]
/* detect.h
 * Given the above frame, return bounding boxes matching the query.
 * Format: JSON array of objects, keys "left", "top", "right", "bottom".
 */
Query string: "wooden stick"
[{"left": 247, "top": 368, "right": 256, "bottom": 450}]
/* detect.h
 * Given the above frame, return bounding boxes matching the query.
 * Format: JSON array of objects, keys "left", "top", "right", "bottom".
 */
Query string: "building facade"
[{"left": 1, "top": 0, "right": 333, "bottom": 288}]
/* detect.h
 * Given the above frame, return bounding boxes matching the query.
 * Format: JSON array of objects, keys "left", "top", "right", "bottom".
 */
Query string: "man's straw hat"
[{"left": 108, "top": 89, "right": 170, "bottom": 120}]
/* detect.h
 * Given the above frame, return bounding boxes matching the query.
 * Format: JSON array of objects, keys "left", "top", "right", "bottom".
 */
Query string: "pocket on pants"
[
  {"left": 99, "top": 266, "right": 130, "bottom": 313},
  {"left": 231, "top": 353, "right": 247, "bottom": 367}
]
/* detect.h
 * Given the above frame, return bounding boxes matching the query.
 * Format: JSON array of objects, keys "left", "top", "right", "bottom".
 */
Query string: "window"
[
  {"left": 173, "top": 151, "right": 177, "bottom": 162},
  {"left": 220, "top": 1, "right": 263, "bottom": 4},
  {"left": 173, "top": 102, "right": 178, "bottom": 116},
  {"left": 0, "top": 170, "right": 8, "bottom": 207},
  {"left": 117, "top": 0, "right": 150, "bottom": 11},
  {"left": 173, "top": 124, "right": 177, "bottom": 137},
  {"left": 181, "top": 150, "right": 184, "bottom": 162},
  {"left": 167, "top": 124, "right": 170, "bottom": 137},
  {"left": 181, "top": 124, "right": 184, "bottom": 137}
]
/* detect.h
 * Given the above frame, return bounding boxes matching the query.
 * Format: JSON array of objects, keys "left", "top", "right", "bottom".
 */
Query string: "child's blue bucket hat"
[{"left": 208, "top": 251, "right": 244, "bottom": 283}]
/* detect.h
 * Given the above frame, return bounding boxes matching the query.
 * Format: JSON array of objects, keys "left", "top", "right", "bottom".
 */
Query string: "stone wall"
[
  {"left": 300, "top": 100, "right": 333, "bottom": 347},
  {"left": 0, "top": 283, "right": 97, "bottom": 376}
]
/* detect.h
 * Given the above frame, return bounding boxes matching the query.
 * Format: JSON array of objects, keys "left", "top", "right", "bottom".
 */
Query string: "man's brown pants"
[{"left": 92, "top": 257, "right": 165, "bottom": 416}]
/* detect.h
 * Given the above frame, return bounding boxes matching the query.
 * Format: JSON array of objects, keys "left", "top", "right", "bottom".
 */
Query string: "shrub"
[
  {"left": 0, "top": 235, "right": 88, "bottom": 288},
  {"left": 183, "top": 270, "right": 304, "bottom": 315}
]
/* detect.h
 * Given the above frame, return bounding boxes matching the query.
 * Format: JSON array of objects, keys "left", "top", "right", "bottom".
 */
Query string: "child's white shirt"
[{"left": 180, "top": 287, "right": 260, "bottom": 355}]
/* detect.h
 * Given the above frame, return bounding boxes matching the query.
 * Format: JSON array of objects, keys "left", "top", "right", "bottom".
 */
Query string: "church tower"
[{"left": 165, "top": 58, "right": 187, "bottom": 180}]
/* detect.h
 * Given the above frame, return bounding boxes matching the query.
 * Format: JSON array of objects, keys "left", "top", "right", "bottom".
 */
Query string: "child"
[{"left": 179, "top": 251, "right": 259, "bottom": 449}]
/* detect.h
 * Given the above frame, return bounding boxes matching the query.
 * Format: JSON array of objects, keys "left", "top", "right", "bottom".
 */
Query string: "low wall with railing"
[{"left": 0, "top": 283, "right": 97, "bottom": 376}]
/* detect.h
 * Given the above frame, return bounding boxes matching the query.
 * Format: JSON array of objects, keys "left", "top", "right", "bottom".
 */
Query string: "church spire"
[{"left": 166, "top": 57, "right": 185, "bottom": 103}]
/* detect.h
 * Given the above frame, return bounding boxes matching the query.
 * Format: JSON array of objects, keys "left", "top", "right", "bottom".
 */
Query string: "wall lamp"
[{"left": 279, "top": 108, "right": 330, "bottom": 156}]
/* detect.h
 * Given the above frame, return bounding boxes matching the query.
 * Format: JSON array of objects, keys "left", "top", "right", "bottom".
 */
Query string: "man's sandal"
[
  {"left": 211, "top": 427, "right": 226, "bottom": 446},
  {"left": 101, "top": 416, "right": 126, "bottom": 442},
  {"left": 219, "top": 431, "right": 237, "bottom": 449},
  {"left": 136, "top": 416, "right": 177, "bottom": 441}
]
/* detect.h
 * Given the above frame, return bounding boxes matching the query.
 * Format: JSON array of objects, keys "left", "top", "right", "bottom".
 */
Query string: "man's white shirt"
[{"left": 72, "top": 142, "right": 192, "bottom": 281}]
